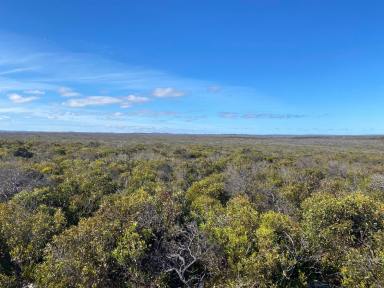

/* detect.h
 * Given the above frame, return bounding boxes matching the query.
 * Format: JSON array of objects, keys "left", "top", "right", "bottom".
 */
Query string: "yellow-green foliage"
[
  {"left": 186, "top": 173, "right": 225, "bottom": 202},
  {"left": 35, "top": 189, "right": 154, "bottom": 287},
  {"left": 112, "top": 222, "right": 147, "bottom": 265},
  {"left": 302, "top": 193, "right": 384, "bottom": 267},
  {"left": 187, "top": 173, "right": 226, "bottom": 220},
  {"left": 341, "top": 231, "right": 384, "bottom": 287},
  {"left": 1, "top": 135, "right": 384, "bottom": 287},
  {"left": 0, "top": 148, "right": 8, "bottom": 158},
  {"left": 0, "top": 202, "right": 66, "bottom": 279},
  {"left": 251, "top": 211, "right": 303, "bottom": 287},
  {"left": 203, "top": 195, "right": 258, "bottom": 276}
]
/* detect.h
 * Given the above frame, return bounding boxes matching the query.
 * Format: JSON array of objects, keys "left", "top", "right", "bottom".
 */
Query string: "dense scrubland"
[{"left": 0, "top": 133, "right": 384, "bottom": 287}]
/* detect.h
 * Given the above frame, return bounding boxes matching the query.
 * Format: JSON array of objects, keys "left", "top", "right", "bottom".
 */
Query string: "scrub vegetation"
[{"left": 0, "top": 133, "right": 383, "bottom": 287}]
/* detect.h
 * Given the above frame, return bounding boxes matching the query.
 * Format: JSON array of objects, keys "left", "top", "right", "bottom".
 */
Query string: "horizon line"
[{"left": 1, "top": 130, "right": 384, "bottom": 138}]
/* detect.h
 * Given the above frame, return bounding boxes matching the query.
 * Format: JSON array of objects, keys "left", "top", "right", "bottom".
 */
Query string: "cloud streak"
[
  {"left": 64, "top": 95, "right": 149, "bottom": 108},
  {"left": 58, "top": 87, "right": 81, "bottom": 97},
  {"left": 65, "top": 96, "right": 120, "bottom": 107},
  {"left": 219, "top": 112, "right": 307, "bottom": 119},
  {"left": 152, "top": 87, "right": 185, "bottom": 98},
  {"left": 0, "top": 34, "right": 191, "bottom": 95},
  {"left": 24, "top": 89, "right": 45, "bottom": 95},
  {"left": 8, "top": 93, "right": 39, "bottom": 104}
]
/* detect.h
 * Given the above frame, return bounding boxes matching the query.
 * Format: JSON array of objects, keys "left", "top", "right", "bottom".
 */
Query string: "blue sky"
[{"left": 0, "top": 0, "right": 383, "bottom": 134}]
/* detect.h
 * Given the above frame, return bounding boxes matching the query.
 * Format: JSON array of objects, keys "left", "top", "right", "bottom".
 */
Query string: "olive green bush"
[{"left": 0, "top": 134, "right": 383, "bottom": 287}]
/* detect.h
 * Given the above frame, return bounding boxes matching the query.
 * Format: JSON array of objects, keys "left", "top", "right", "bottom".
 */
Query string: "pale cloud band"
[
  {"left": 58, "top": 87, "right": 81, "bottom": 97},
  {"left": 8, "top": 93, "right": 39, "bottom": 104},
  {"left": 219, "top": 112, "right": 307, "bottom": 119},
  {"left": 24, "top": 89, "right": 45, "bottom": 95},
  {"left": 64, "top": 95, "right": 149, "bottom": 108},
  {"left": 152, "top": 87, "right": 185, "bottom": 98}
]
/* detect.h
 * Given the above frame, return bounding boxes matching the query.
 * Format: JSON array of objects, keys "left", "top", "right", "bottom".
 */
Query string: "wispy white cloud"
[
  {"left": 0, "top": 33, "right": 255, "bottom": 106},
  {"left": 119, "top": 95, "right": 149, "bottom": 108},
  {"left": 129, "top": 109, "right": 179, "bottom": 118},
  {"left": 242, "top": 113, "right": 306, "bottom": 119},
  {"left": 112, "top": 112, "right": 124, "bottom": 118},
  {"left": 0, "top": 67, "right": 38, "bottom": 76},
  {"left": 124, "top": 95, "right": 149, "bottom": 103},
  {"left": 58, "top": 87, "right": 81, "bottom": 97},
  {"left": 24, "top": 89, "right": 45, "bottom": 95},
  {"left": 219, "top": 112, "right": 238, "bottom": 119},
  {"left": 65, "top": 96, "right": 120, "bottom": 107},
  {"left": 0, "top": 103, "right": 209, "bottom": 134},
  {"left": 124, "top": 109, "right": 206, "bottom": 123},
  {"left": 0, "top": 115, "right": 10, "bottom": 120},
  {"left": 64, "top": 94, "right": 149, "bottom": 108},
  {"left": 0, "top": 34, "right": 199, "bottom": 107},
  {"left": 152, "top": 87, "right": 185, "bottom": 98},
  {"left": 0, "top": 76, "right": 56, "bottom": 93},
  {"left": 8, "top": 93, "right": 39, "bottom": 104},
  {"left": 219, "top": 112, "right": 307, "bottom": 119}
]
